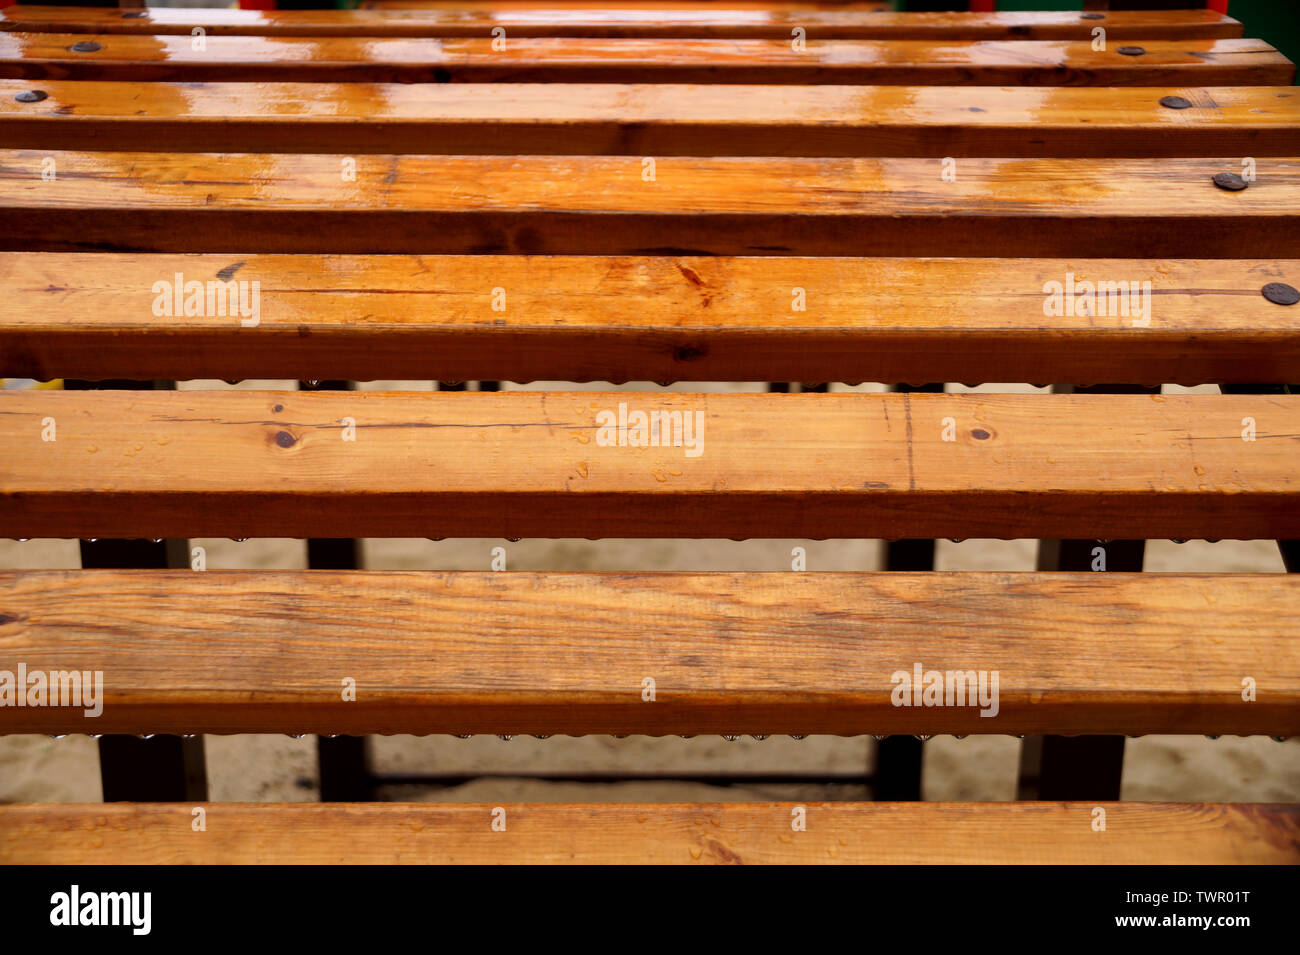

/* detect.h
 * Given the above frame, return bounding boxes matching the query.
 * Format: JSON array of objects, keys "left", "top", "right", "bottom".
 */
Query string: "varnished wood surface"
[
  {"left": 1, "top": 570, "right": 1297, "bottom": 736},
  {"left": 1, "top": 391, "right": 1297, "bottom": 541},
  {"left": 1, "top": 803, "right": 1295, "bottom": 864},
  {"left": 4, "top": 81, "right": 1297, "bottom": 157},
  {"left": 4, "top": 253, "right": 1299, "bottom": 385},
  {"left": 0, "top": 34, "right": 1288, "bottom": 86},
  {"left": 0, "top": 6, "right": 1245, "bottom": 41},
  {"left": 2, "top": 152, "right": 1297, "bottom": 258}
]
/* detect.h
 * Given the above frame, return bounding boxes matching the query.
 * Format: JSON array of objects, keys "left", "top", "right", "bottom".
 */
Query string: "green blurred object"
[
  {"left": 1231, "top": 0, "right": 1300, "bottom": 82},
  {"left": 902, "top": 2, "right": 1297, "bottom": 86}
]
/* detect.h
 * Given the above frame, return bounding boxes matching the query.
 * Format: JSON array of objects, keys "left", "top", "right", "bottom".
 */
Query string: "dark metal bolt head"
[
  {"left": 14, "top": 89, "right": 48, "bottom": 103},
  {"left": 1159, "top": 95, "right": 1193, "bottom": 110},
  {"left": 1262, "top": 282, "right": 1300, "bottom": 306},
  {"left": 1081, "top": 13, "right": 1104, "bottom": 19},
  {"left": 1117, "top": 46, "right": 1146, "bottom": 56},
  {"left": 70, "top": 41, "right": 101, "bottom": 53},
  {"left": 121, "top": 10, "right": 147, "bottom": 17},
  {"left": 1213, "top": 172, "right": 1249, "bottom": 191}
]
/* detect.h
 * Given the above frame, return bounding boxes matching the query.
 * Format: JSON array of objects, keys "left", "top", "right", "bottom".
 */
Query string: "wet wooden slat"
[
  {"left": 2, "top": 152, "right": 1298, "bottom": 258},
  {"left": 2, "top": 569, "right": 1298, "bottom": 736},
  {"left": 4, "top": 81, "right": 1297, "bottom": 158},
  {"left": 0, "top": 6, "right": 1245, "bottom": 41},
  {"left": 4, "top": 253, "right": 1299, "bottom": 386},
  {"left": 1, "top": 391, "right": 1297, "bottom": 541},
  {"left": 1, "top": 803, "right": 1295, "bottom": 864},
  {"left": 0, "top": 34, "right": 1288, "bottom": 86}
]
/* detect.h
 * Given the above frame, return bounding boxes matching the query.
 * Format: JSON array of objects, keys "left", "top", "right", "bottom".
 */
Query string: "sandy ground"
[{"left": 1, "top": 379, "right": 1297, "bottom": 806}]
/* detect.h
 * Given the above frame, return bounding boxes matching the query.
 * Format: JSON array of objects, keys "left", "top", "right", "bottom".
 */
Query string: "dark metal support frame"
[
  {"left": 873, "top": 383, "right": 945, "bottom": 801},
  {"left": 298, "top": 380, "right": 374, "bottom": 801},
  {"left": 66, "top": 379, "right": 208, "bottom": 802},
  {"left": 1017, "top": 384, "right": 1156, "bottom": 801}
]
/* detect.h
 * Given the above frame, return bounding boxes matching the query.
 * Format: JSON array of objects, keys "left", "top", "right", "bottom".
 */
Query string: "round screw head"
[
  {"left": 1117, "top": 46, "right": 1146, "bottom": 56},
  {"left": 1159, "top": 95, "right": 1193, "bottom": 110},
  {"left": 1262, "top": 282, "right": 1300, "bottom": 306},
  {"left": 1213, "top": 172, "right": 1249, "bottom": 191},
  {"left": 70, "top": 41, "right": 101, "bottom": 53},
  {"left": 1081, "top": 12, "right": 1104, "bottom": 19},
  {"left": 121, "top": 10, "right": 146, "bottom": 17},
  {"left": 14, "top": 89, "right": 48, "bottom": 103}
]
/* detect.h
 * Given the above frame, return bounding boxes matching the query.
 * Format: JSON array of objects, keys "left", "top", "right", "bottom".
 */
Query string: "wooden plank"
[
  {"left": 2, "top": 152, "right": 1299, "bottom": 258},
  {"left": 5, "top": 81, "right": 1298, "bottom": 158},
  {"left": 0, "top": 803, "right": 1295, "bottom": 864},
  {"left": 1, "top": 391, "right": 1297, "bottom": 541},
  {"left": 0, "top": 6, "right": 1245, "bottom": 41},
  {"left": 2, "top": 569, "right": 1297, "bottom": 736},
  {"left": 4, "top": 253, "right": 1300, "bottom": 386},
  {"left": 0, "top": 34, "right": 1288, "bottom": 86}
]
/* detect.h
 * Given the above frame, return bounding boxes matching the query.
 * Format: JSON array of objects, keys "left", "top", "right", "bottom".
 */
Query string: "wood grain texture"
[
  {"left": 4, "top": 253, "right": 1300, "bottom": 385},
  {"left": 2, "top": 152, "right": 1298, "bottom": 258},
  {"left": 1, "top": 391, "right": 1297, "bottom": 541},
  {"left": 0, "top": 34, "right": 1288, "bottom": 86},
  {"left": 5, "top": 81, "right": 1297, "bottom": 157},
  {"left": 1, "top": 570, "right": 1297, "bottom": 736},
  {"left": 1, "top": 803, "right": 1295, "bottom": 864},
  {"left": 0, "top": 6, "right": 1245, "bottom": 41}
]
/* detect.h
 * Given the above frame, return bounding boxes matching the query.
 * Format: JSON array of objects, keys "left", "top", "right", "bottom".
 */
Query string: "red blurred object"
[
  {"left": 969, "top": 0, "right": 996, "bottom": 10},
  {"left": 239, "top": 0, "right": 278, "bottom": 9},
  {"left": 1208, "top": 0, "right": 1230, "bottom": 13}
]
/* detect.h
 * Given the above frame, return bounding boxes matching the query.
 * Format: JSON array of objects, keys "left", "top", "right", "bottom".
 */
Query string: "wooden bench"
[{"left": 0, "top": 3, "right": 1297, "bottom": 866}]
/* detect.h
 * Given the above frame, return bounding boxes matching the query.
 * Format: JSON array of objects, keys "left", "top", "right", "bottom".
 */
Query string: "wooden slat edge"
[
  {"left": 2, "top": 570, "right": 1297, "bottom": 737},
  {"left": 3, "top": 153, "right": 1299, "bottom": 258},
  {"left": 0, "top": 7, "right": 1246, "bottom": 41},
  {"left": 1, "top": 803, "right": 1295, "bottom": 864},
  {"left": 2, "top": 392, "right": 1299, "bottom": 540},
  {"left": 4, "top": 254, "right": 1299, "bottom": 385},
  {"left": 0, "top": 35, "right": 1288, "bottom": 87},
  {"left": 3, "top": 82, "right": 1297, "bottom": 158}
]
